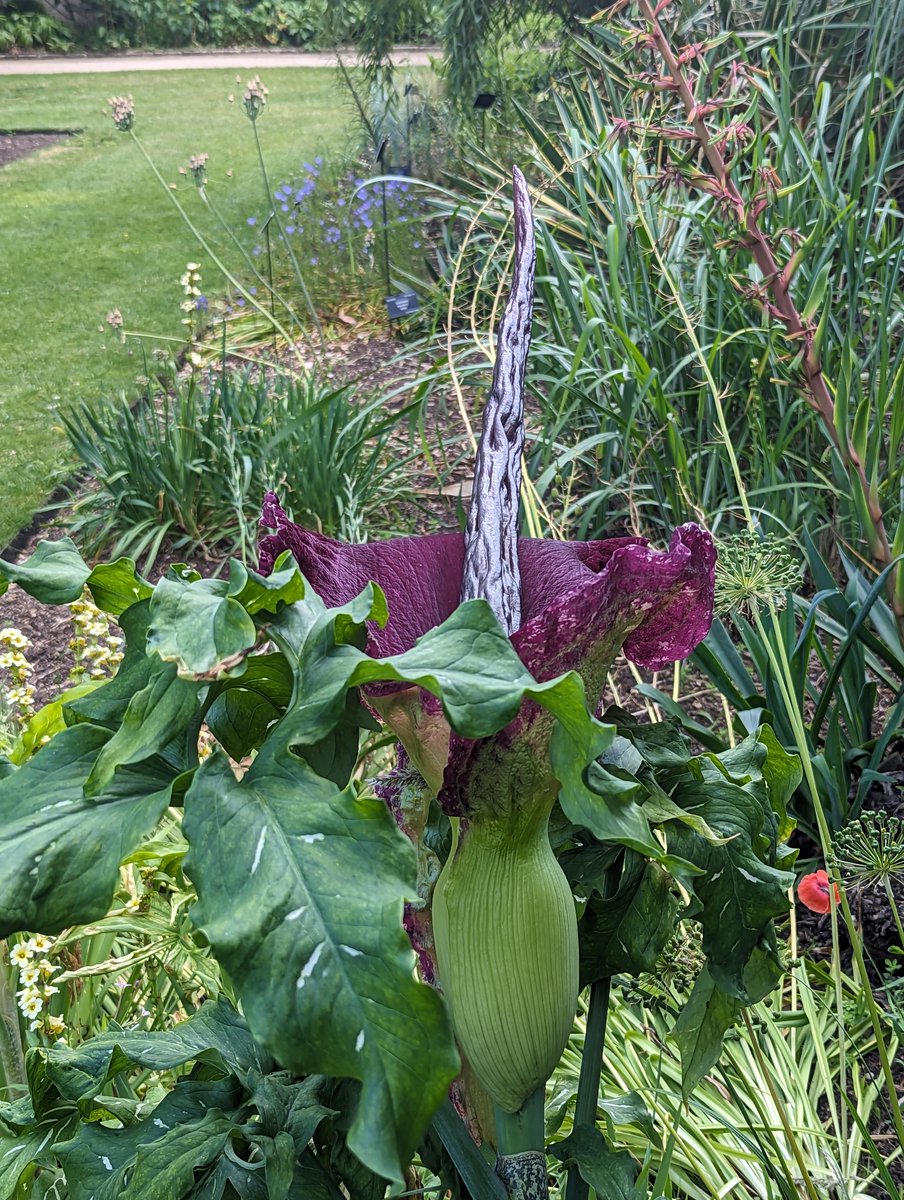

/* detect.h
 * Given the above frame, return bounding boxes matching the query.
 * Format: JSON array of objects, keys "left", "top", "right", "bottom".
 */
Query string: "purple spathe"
[{"left": 259, "top": 492, "right": 716, "bottom": 684}]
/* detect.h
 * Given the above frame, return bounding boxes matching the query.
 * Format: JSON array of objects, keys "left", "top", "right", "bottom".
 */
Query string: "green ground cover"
[{"left": 0, "top": 67, "right": 351, "bottom": 548}]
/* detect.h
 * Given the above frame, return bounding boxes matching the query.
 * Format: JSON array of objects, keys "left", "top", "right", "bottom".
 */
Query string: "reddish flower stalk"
[{"left": 631, "top": 0, "right": 903, "bottom": 630}]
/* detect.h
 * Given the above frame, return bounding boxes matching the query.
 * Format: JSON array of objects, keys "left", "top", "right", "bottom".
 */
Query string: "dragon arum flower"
[{"left": 261, "top": 168, "right": 715, "bottom": 1169}]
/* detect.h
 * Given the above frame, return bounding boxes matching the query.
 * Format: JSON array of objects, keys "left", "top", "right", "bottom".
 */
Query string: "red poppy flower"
[{"left": 797, "top": 869, "right": 840, "bottom": 914}]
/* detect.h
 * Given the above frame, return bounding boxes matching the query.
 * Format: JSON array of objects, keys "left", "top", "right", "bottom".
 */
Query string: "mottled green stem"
[{"left": 494, "top": 1087, "right": 548, "bottom": 1199}]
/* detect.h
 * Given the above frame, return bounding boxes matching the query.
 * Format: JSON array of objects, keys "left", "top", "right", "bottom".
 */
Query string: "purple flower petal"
[{"left": 258, "top": 493, "right": 715, "bottom": 682}]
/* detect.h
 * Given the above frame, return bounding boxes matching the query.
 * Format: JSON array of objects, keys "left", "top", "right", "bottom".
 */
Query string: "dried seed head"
[{"left": 108, "top": 95, "right": 134, "bottom": 132}]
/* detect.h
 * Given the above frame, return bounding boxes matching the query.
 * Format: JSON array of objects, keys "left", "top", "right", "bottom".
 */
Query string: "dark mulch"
[{"left": 0, "top": 132, "right": 70, "bottom": 169}]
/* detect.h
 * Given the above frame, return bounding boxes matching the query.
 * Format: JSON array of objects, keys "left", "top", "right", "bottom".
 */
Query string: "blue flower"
[
  {"left": 287, "top": 224, "right": 296, "bottom": 234},
  {"left": 247, "top": 216, "right": 257, "bottom": 226},
  {"left": 195, "top": 295, "right": 208, "bottom": 310},
  {"left": 249, "top": 287, "right": 257, "bottom": 295}
]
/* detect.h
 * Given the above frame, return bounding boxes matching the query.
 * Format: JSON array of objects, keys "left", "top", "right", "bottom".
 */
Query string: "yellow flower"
[
  {"left": 9, "top": 943, "right": 32, "bottom": 967},
  {"left": 47, "top": 1015, "right": 66, "bottom": 1037},
  {"left": 21, "top": 994, "right": 43, "bottom": 1019}
]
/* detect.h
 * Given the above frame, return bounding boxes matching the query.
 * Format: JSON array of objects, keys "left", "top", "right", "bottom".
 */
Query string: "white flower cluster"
[
  {"left": 243, "top": 75, "right": 268, "bottom": 121},
  {"left": 0, "top": 627, "right": 36, "bottom": 724},
  {"left": 108, "top": 94, "right": 134, "bottom": 132},
  {"left": 188, "top": 152, "right": 209, "bottom": 187},
  {"left": 180, "top": 262, "right": 204, "bottom": 367},
  {"left": 9, "top": 934, "right": 66, "bottom": 1038},
  {"left": 69, "top": 592, "right": 124, "bottom": 683}
]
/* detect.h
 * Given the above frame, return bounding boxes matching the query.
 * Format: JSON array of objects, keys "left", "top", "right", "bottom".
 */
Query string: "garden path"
[{"left": 0, "top": 48, "right": 435, "bottom": 74}]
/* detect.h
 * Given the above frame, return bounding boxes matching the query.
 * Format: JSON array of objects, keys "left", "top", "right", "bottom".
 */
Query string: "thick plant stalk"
[
  {"left": 449, "top": 167, "right": 555, "bottom": 1200},
  {"left": 460, "top": 165, "right": 536, "bottom": 635},
  {"left": 634, "top": 0, "right": 904, "bottom": 632},
  {"left": 495, "top": 1088, "right": 549, "bottom": 1200}
]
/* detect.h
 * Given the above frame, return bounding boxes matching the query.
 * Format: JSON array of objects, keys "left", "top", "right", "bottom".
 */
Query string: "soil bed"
[{"left": 0, "top": 132, "right": 70, "bottom": 168}]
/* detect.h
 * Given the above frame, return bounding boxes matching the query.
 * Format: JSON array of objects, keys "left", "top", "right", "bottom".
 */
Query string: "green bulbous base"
[{"left": 433, "top": 814, "right": 579, "bottom": 1115}]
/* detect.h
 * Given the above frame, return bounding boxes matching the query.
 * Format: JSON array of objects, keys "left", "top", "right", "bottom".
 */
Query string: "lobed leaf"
[
  {"left": 182, "top": 734, "right": 459, "bottom": 1184},
  {"left": 0, "top": 723, "right": 177, "bottom": 938}
]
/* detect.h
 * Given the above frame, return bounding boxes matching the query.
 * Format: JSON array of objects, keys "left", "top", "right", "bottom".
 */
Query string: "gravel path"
[{"left": 0, "top": 47, "right": 435, "bottom": 74}]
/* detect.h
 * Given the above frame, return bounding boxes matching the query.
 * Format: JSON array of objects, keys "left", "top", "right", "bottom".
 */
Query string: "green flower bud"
[{"left": 433, "top": 812, "right": 579, "bottom": 1114}]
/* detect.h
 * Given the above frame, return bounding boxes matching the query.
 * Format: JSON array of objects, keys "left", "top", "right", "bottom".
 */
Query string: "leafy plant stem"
[
  {"left": 0, "top": 956, "right": 25, "bottom": 1093},
  {"left": 564, "top": 977, "right": 612, "bottom": 1200},
  {"left": 198, "top": 185, "right": 304, "bottom": 332},
  {"left": 127, "top": 129, "right": 309, "bottom": 371},
  {"left": 882, "top": 877, "right": 904, "bottom": 952}
]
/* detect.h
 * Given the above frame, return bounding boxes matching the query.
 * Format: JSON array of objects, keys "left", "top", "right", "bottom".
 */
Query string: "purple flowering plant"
[
  {"left": 0, "top": 171, "right": 795, "bottom": 1197},
  {"left": 246, "top": 158, "right": 428, "bottom": 308}
]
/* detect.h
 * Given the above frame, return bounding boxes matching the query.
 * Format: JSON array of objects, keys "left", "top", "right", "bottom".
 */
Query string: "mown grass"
[{"left": 0, "top": 67, "right": 357, "bottom": 548}]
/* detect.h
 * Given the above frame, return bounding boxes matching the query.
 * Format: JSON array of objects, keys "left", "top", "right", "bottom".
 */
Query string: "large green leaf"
[
  {"left": 549, "top": 1125, "right": 642, "bottom": 1200},
  {"left": 551, "top": 736, "right": 662, "bottom": 857},
  {"left": 671, "top": 967, "right": 740, "bottom": 1094},
  {"left": 86, "top": 557, "right": 153, "bottom": 616},
  {"left": 0, "top": 538, "right": 90, "bottom": 603},
  {"left": 0, "top": 1119, "right": 78, "bottom": 1196},
  {"left": 146, "top": 554, "right": 306, "bottom": 679},
  {"left": 55, "top": 1080, "right": 241, "bottom": 1200},
  {"left": 273, "top": 591, "right": 600, "bottom": 748},
  {"left": 578, "top": 853, "right": 679, "bottom": 985},
  {"left": 227, "top": 553, "right": 306, "bottom": 615},
  {"left": 204, "top": 653, "right": 294, "bottom": 761},
  {"left": 183, "top": 735, "right": 459, "bottom": 1184},
  {"left": 0, "top": 540, "right": 151, "bottom": 614},
  {"left": 84, "top": 660, "right": 202, "bottom": 797},
  {"left": 121, "top": 1110, "right": 238, "bottom": 1200},
  {"left": 666, "top": 768, "right": 792, "bottom": 998},
  {"left": 0, "top": 723, "right": 175, "bottom": 937},
  {"left": 672, "top": 948, "right": 783, "bottom": 1093},
  {"left": 148, "top": 576, "right": 256, "bottom": 678},
  {"left": 274, "top": 591, "right": 662, "bottom": 848},
  {"left": 37, "top": 1000, "right": 266, "bottom": 1106}
]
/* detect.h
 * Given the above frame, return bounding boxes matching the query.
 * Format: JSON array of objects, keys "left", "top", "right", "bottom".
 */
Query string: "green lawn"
[{"left": 0, "top": 68, "right": 354, "bottom": 548}]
